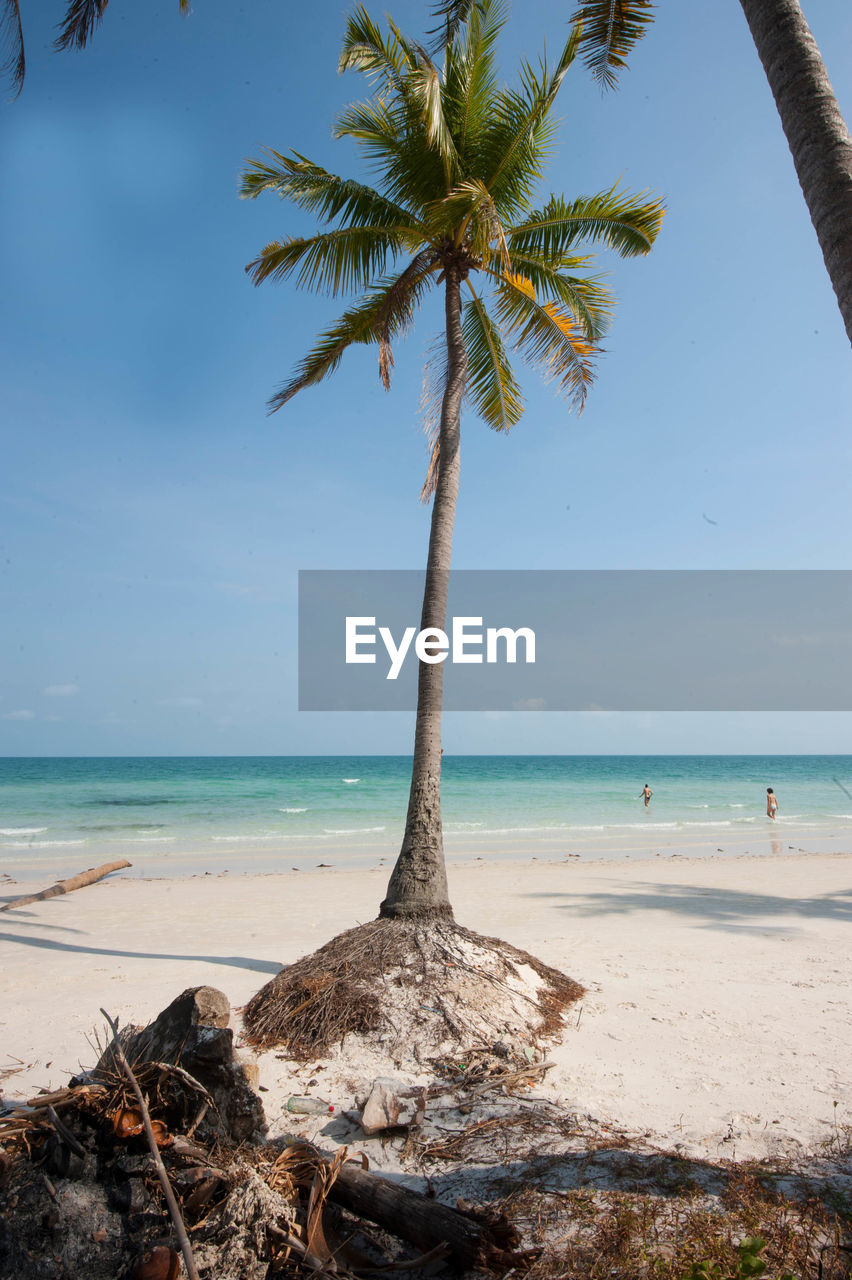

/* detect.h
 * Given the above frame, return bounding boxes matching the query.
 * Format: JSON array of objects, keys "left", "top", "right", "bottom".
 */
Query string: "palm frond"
[
  {"left": 571, "top": 0, "right": 655, "bottom": 90},
  {"left": 496, "top": 249, "right": 614, "bottom": 339},
  {"left": 418, "top": 337, "right": 449, "bottom": 502},
  {"left": 1, "top": 0, "right": 23, "bottom": 95},
  {"left": 480, "top": 25, "right": 581, "bottom": 215},
  {"left": 337, "top": 15, "right": 457, "bottom": 214},
  {"left": 54, "top": 0, "right": 108, "bottom": 52},
  {"left": 494, "top": 272, "right": 599, "bottom": 411},
  {"left": 339, "top": 5, "right": 418, "bottom": 90},
  {"left": 245, "top": 224, "right": 416, "bottom": 297},
  {"left": 267, "top": 252, "right": 438, "bottom": 412},
  {"left": 408, "top": 55, "right": 460, "bottom": 185},
  {"left": 462, "top": 287, "right": 523, "bottom": 430},
  {"left": 240, "top": 151, "right": 424, "bottom": 234},
  {"left": 334, "top": 98, "right": 402, "bottom": 163},
  {"left": 508, "top": 187, "right": 665, "bottom": 259},
  {"left": 53, "top": 0, "right": 189, "bottom": 53},
  {"left": 428, "top": 0, "right": 474, "bottom": 50},
  {"left": 443, "top": 0, "right": 505, "bottom": 154},
  {"left": 431, "top": 179, "right": 509, "bottom": 266},
  {"left": 375, "top": 112, "right": 455, "bottom": 217}
]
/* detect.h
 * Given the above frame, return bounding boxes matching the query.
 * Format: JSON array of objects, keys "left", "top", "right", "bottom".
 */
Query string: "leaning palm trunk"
[
  {"left": 380, "top": 267, "right": 467, "bottom": 920},
  {"left": 738, "top": 0, "right": 852, "bottom": 345}
]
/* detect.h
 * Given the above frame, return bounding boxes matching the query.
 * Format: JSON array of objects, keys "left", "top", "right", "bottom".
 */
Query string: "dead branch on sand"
[{"left": 0, "top": 860, "right": 131, "bottom": 912}]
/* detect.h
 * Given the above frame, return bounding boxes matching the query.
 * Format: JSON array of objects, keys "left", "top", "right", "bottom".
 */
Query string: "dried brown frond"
[{"left": 378, "top": 334, "right": 394, "bottom": 390}]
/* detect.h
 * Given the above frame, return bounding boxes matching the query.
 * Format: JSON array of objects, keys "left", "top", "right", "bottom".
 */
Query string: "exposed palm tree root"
[{"left": 243, "top": 918, "right": 583, "bottom": 1060}]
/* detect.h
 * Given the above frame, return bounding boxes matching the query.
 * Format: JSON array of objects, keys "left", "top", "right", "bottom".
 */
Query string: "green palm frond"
[
  {"left": 240, "top": 151, "right": 425, "bottom": 235},
  {"left": 479, "top": 25, "right": 582, "bottom": 214},
  {"left": 339, "top": 5, "right": 418, "bottom": 90},
  {"left": 428, "top": 179, "right": 509, "bottom": 264},
  {"left": 1, "top": 0, "right": 24, "bottom": 95},
  {"left": 408, "top": 55, "right": 460, "bottom": 184},
  {"left": 442, "top": 0, "right": 505, "bottom": 154},
  {"left": 334, "top": 98, "right": 403, "bottom": 164},
  {"left": 509, "top": 187, "right": 665, "bottom": 260},
  {"left": 245, "top": 224, "right": 416, "bottom": 297},
  {"left": 571, "top": 0, "right": 655, "bottom": 90},
  {"left": 497, "top": 249, "right": 614, "bottom": 339},
  {"left": 462, "top": 288, "right": 524, "bottom": 430},
  {"left": 267, "top": 252, "right": 438, "bottom": 412},
  {"left": 334, "top": 99, "right": 438, "bottom": 207},
  {"left": 376, "top": 119, "right": 452, "bottom": 217},
  {"left": 494, "top": 272, "right": 599, "bottom": 411},
  {"left": 339, "top": 22, "right": 457, "bottom": 213}
]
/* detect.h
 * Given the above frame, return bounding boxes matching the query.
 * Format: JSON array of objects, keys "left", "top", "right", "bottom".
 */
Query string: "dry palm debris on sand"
[
  {"left": 0, "top": 991, "right": 542, "bottom": 1279},
  {"left": 0, "top": 1071, "right": 530, "bottom": 1279},
  {"left": 2, "top": 987, "right": 851, "bottom": 1280}
]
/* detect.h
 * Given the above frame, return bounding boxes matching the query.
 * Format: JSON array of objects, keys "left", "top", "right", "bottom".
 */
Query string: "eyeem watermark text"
[
  {"left": 346, "top": 616, "right": 536, "bottom": 680},
  {"left": 299, "top": 569, "right": 852, "bottom": 710}
]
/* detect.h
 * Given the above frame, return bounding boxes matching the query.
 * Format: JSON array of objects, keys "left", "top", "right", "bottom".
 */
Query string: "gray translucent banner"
[{"left": 298, "top": 570, "right": 852, "bottom": 711}]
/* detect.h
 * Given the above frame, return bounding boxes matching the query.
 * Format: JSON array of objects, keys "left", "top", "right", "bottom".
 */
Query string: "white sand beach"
[{"left": 1, "top": 851, "right": 850, "bottom": 1165}]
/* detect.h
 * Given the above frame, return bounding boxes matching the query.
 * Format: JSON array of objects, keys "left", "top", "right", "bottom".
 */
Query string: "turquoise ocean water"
[{"left": 1, "top": 756, "right": 852, "bottom": 881}]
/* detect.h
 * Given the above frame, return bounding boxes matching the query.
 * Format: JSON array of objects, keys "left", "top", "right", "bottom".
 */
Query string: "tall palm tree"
[
  {"left": 241, "top": 0, "right": 663, "bottom": 922},
  {"left": 472, "top": 0, "right": 851, "bottom": 345}
]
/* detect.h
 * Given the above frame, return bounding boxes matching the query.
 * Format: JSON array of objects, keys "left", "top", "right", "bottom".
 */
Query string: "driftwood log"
[
  {"left": 329, "top": 1159, "right": 517, "bottom": 1270},
  {"left": 0, "top": 860, "right": 131, "bottom": 912}
]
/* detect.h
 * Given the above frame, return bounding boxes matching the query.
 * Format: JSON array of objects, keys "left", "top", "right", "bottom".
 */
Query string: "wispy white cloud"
[
  {"left": 43, "top": 683, "right": 80, "bottom": 697},
  {"left": 2, "top": 709, "right": 35, "bottom": 720}
]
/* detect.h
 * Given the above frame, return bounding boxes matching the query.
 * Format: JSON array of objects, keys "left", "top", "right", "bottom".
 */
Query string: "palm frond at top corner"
[
  {"left": 570, "top": 0, "right": 655, "bottom": 90},
  {"left": 1, "top": 0, "right": 24, "bottom": 93},
  {"left": 53, "top": 0, "right": 109, "bottom": 52},
  {"left": 427, "top": 0, "right": 473, "bottom": 49}
]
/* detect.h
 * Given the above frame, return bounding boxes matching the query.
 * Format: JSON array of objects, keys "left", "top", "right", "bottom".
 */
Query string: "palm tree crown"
[{"left": 241, "top": 0, "right": 664, "bottom": 430}]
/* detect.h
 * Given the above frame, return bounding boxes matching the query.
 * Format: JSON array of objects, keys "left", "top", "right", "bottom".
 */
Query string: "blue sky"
[{"left": 1, "top": 0, "right": 851, "bottom": 756}]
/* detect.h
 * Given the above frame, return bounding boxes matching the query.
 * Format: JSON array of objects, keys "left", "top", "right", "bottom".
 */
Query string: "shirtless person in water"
[{"left": 767, "top": 787, "right": 778, "bottom": 819}]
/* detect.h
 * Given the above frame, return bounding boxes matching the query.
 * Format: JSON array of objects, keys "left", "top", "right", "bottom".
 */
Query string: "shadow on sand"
[
  {"left": 0, "top": 929, "right": 282, "bottom": 975},
  {"left": 525, "top": 880, "right": 852, "bottom": 934}
]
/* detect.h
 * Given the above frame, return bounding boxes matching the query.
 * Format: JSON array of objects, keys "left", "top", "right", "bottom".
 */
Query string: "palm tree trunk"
[
  {"left": 379, "top": 267, "right": 467, "bottom": 920},
  {"left": 738, "top": 0, "right": 852, "bottom": 345}
]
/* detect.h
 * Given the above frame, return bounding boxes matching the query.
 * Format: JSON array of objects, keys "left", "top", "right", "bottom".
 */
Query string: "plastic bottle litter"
[{"left": 285, "top": 1095, "right": 334, "bottom": 1114}]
